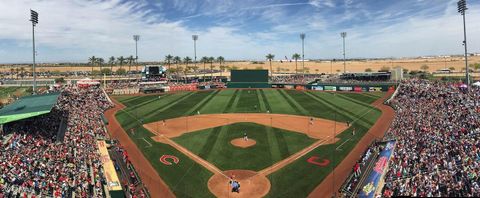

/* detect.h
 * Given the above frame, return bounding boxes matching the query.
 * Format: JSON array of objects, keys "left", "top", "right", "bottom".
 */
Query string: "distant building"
[{"left": 421, "top": 56, "right": 435, "bottom": 59}]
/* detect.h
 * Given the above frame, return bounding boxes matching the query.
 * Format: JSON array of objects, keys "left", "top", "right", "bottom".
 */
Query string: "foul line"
[
  {"left": 336, "top": 138, "right": 350, "bottom": 151},
  {"left": 258, "top": 135, "right": 332, "bottom": 175},
  {"left": 138, "top": 138, "right": 152, "bottom": 148}
]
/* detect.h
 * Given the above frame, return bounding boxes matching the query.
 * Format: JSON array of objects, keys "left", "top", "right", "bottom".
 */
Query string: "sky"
[{"left": 0, "top": 0, "right": 479, "bottom": 63}]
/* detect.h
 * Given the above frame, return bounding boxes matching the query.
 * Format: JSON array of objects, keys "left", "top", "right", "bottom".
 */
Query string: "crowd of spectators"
[
  {"left": 270, "top": 74, "right": 323, "bottom": 84},
  {"left": 318, "top": 78, "right": 393, "bottom": 84},
  {"left": 0, "top": 86, "right": 113, "bottom": 197},
  {"left": 382, "top": 79, "right": 480, "bottom": 197},
  {"left": 107, "top": 80, "right": 140, "bottom": 89}
]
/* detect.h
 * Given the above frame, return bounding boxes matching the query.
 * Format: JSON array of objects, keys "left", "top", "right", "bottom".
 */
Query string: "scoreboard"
[{"left": 230, "top": 70, "right": 268, "bottom": 82}]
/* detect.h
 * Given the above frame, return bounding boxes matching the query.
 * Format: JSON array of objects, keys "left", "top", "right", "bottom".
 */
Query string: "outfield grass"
[
  {"left": 337, "top": 92, "right": 384, "bottom": 104},
  {"left": 172, "top": 122, "right": 316, "bottom": 171},
  {"left": 113, "top": 89, "right": 383, "bottom": 197},
  {"left": 235, "top": 89, "right": 262, "bottom": 112}
]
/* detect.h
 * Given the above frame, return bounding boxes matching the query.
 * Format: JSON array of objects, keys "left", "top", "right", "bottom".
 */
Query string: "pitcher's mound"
[
  {"left": 208, "top": 170, "right": 270, "bottom": 198},
  {"left": 230, "top": 138, "right": 256, "bottom": 148}
]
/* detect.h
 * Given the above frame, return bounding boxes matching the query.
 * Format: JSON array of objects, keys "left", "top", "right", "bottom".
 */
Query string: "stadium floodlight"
[
  {"left": 458, "top": 0, "right": 469, "bottom": 86},
  {"left": 300, "top": 33, "right": 306, "bottom": 79},
  {"left": 192, "top": 35, "right": 199, "bottom": 80},
  {"left": 30, "top": 9, "right": 38, "bottom": 94},
  {"left": 133, "top": 35, "right": 140, "bottom": 67},
  {"left": 341, "top": 32, "right": 347, "bottom": 74}
]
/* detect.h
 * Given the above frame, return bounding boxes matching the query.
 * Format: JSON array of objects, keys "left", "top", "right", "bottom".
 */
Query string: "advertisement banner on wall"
[
  {"left": 324, "top": 86, "right": 337, "bottom": 91},
  {"left": 312, "top": 86, "right": 324, "bottom": 91},
  {"left": 285, "top": 85, "right": 294, "bottom": 89},
  {"left": 359, "top": 141, "right": 396, "bottom": 198},
  {"left": 354, "top": 86, "right": 363, "bottom": 92},
  {"left": 295, "top": 85, "right": 305, "bottom": 90},
  {"left": 339, "top": 86, "right": 353, "bottom": 91},
  {"left": 369, "top": 87, "right": 382, "bottom": 92},
  {"left": 388, "top": 86, "right": 395, "bottom": 92}
]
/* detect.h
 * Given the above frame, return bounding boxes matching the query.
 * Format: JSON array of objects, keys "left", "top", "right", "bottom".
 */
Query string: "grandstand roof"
[{"left": 0, "top": 92, "right": 60, "bottom": 125}]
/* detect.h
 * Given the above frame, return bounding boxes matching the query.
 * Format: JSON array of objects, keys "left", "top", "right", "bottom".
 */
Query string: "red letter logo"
[
  {"left": 160, "top": 155, "right": 179, "bottom": 165},
  {"left": 307, "top": 156, "right": 330, "bottom": 167}
]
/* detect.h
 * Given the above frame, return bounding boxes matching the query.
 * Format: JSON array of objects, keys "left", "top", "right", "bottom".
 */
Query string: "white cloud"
[
  {"left": 309, "top": 0, "right": 335, "bottom": 8},
  {"left": 0, "top": 0, "right": 479, "bottom": 63},
  {"left": 0, "top": 0, "right": 268, "bottom": 62}
]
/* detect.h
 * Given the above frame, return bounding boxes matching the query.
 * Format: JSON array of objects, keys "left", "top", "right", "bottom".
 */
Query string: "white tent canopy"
[{"left": 473, "top": 81, "right": 480, "bottom": 87}]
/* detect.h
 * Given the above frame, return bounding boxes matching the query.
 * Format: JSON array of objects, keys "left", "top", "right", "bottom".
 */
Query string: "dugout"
[{"left": 227, "top": 70, "right": 270, "bottom": 88}]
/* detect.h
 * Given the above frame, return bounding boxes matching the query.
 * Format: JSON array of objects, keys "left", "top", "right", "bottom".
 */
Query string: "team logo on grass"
[
  {"left": 307, "top": 156, "right": 330, "bottom": 167},
  {"left": 160, "top": 155, "right": 179, "bottom": 165}
]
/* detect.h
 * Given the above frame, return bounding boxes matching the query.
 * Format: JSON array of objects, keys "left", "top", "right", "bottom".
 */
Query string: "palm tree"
[
  {"left": 192, "top": 65, "right": 199, "bottom": 78},
  {"left": 173, "top": 56, "right": 181, "bottom": 81},
  {"left": 209, "top": 57, "right": 215, "bottom": 79},
  {"left": 217, "top": 56, "right": 225, "bottom": 77},
  {"left": 20, "top": 67, "right": 25, "bottom": 79},
  {"left": 165, "top": 54, "right": 173, "bottom": 71},
  {"left": 201, "top": 56, "right": 209, "bottom": 81},
  {"left": 97, "top": 58, "right": 104, "bottom": 75},
  {"left": 266, "top": 54, "right": 275, "bottom": 77},
  {"left": 182, "top": 66, "right": 189, "bottom": 84},
  {"left": 89, "top": 56, "right": 97, "bottom": 74},
  {"left": 108, "top": 56, "right": 115, "bottom": 75},
  {"left": 183, "top": 56, "right": 192, "bottom": 81},
  {"left": 292, "top": 53, "right": 301, "bottom": 74},
  {"left": 127, "top": 55, "right": 135, "bottom": 72},
  {"left": 117, "top": 56, "right": 126, "bottom": 73},
  {"left": 15, "top": 68, "right": 20, "bottom": 79},
  {"left": 217, "top": 56, "right": 224, "bottom": 67}
]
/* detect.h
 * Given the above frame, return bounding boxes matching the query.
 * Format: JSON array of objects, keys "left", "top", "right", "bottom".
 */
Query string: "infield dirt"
[{"left": 230, "top": 138, "right": 257, "bottom": 148}]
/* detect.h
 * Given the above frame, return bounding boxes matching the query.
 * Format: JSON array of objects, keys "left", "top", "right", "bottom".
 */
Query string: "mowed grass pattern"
[
  {"left": 113, "top": 89, "right": 385, "bottom": 197},
  {"left": 172, "top": 122, "right": 316, "bottom": 171},
  {"left": 235, "top": 89, "right": 262, "bottom": 112}
]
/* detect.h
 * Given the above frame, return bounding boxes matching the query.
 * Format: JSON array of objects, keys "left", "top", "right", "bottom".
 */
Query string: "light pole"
[
  {"left": 192, "top": 35, "right": 199, "bottom": 81},
  {"left": 340, "top": 32, "right": 347, "bottom": 74},
  {"left": 30, "top": 10, "right": 38, "bottom": 94},
  {"left": 300, "top": 33, "right": 306, "bottom": 80},
  {"left": 133, "top": 35, "right": 140, "bottom": 72},
  {"left": 458, "top": 0, "right": 469, "bottom": 86}
]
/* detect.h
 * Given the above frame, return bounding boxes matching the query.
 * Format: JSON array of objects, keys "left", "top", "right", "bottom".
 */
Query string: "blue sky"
[{"left": 0, "top": 0, "right": 479, "bottom": 63}]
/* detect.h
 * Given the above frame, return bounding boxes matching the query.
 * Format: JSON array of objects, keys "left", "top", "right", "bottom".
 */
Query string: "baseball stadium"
[{"left": 1, "top": 0, "right": 480, "bottom": 198}]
